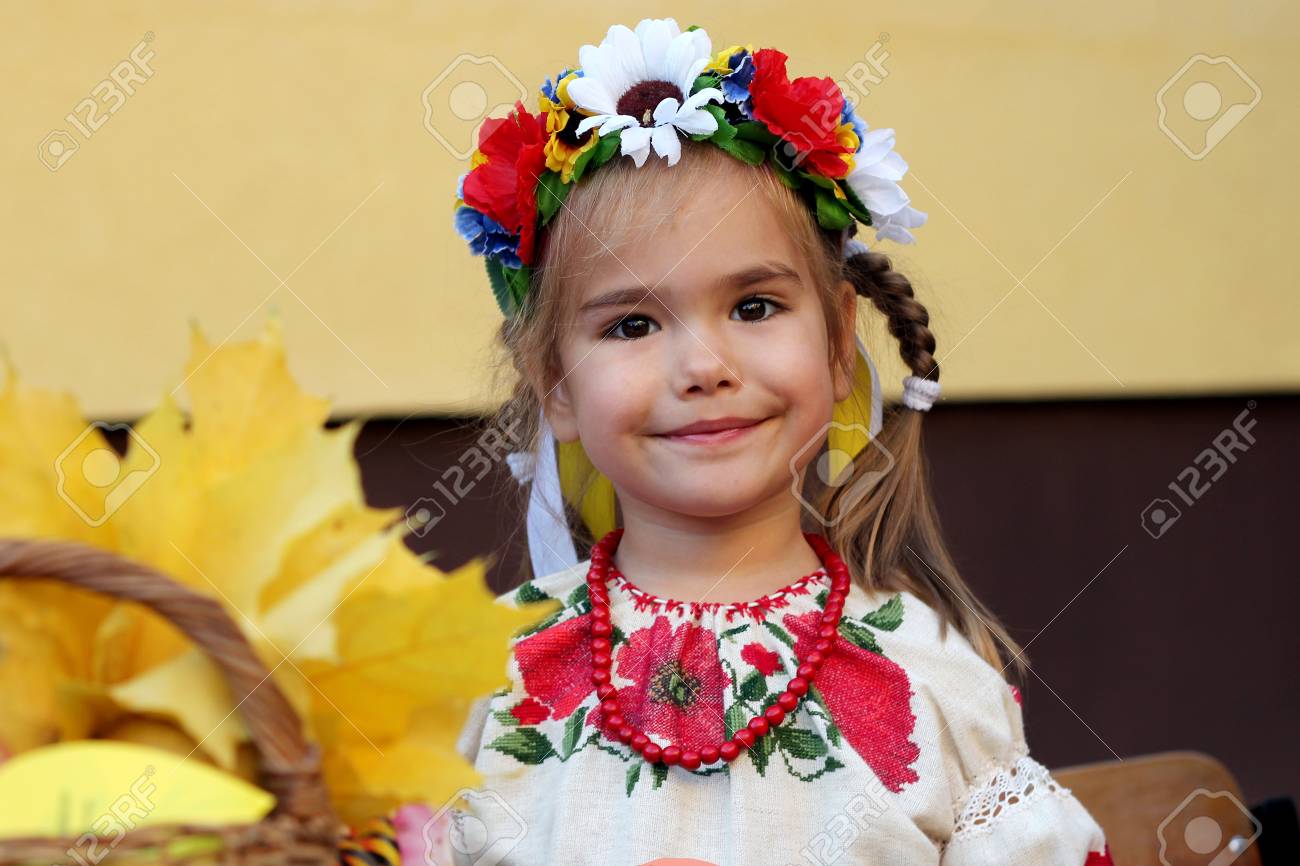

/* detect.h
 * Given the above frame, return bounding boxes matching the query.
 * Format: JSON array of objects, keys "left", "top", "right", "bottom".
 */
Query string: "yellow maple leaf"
[{"left": 0, "top": 316, "right": 552, "bottom": 822}]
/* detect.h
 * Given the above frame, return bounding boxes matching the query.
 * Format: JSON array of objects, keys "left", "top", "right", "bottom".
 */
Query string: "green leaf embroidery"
[
  {"left": 625, "top": 762, "right": 641, "bottom": 796},
  {"left": 814, "top": 588, "right": 829, "bottom": 608},
  {"left": 738, "top": 669, "right": 767, "bottom": 701},
  {"left": 491, "top": 708, "right": 520, "bottom": 727},
  {"left": 724, "top": 702, "right": 749, "bottom": 740},
  {"left": 720, "top": 625, "right": 749, "bottom": 639},
  {"left": 862, "top": 594, "right": 904, "bottom": 631},
  {"left": 560, "top": 710, "right": 585, "bottom": 759},
  {"left": 514, "top": 582, "right": 551, "bottom": 604},
  {"left": 824, "top": 718, "right": 843, "bottom": 747},
  {"left": 761, "top": 620, "right": 796, "bottom": 649},
  {"left": 774, "top": 725, "right": 828, "bottom": 759},
  {"left": 512, "top": 607, "right": 563, "bottom": 640},
  {"left": 537, "top": 171, "right": 570, "bottom": 224},
  {"left": 748, "top": 727, "right": 777, "bottom": 775},
  {"left": 838, "top": 618, "right": 882, "bottom": 653},
  {"left": 651, "top": 763, "right": 669, "bottom": 789},
  {"left": 610, "top": 623, "right": 627, "bottom": 647},
  {"left": 487, "top": 728, "right": 553, "bottom": 765},
  {"left": 566, "top": 582, "right": 590, "bottom": 609}
]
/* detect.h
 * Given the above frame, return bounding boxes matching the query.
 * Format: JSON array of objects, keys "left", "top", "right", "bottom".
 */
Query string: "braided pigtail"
[{"left": 819, "top": 244, "right": 1028, "bottom": 679}]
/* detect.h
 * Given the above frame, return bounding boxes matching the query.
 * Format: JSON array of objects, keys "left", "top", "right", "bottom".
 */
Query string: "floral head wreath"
[{"left": 453, "top": 18, "right": 934, "bottom": 578}]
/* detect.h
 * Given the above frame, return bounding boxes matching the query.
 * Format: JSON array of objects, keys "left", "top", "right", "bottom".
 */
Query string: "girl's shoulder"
[{"left": 495, "top": 559, "right": 590, "bottom": 611}]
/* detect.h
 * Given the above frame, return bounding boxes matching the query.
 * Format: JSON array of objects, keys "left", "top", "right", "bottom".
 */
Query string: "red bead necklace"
[{"left": 586, "top": 527, "right": 851, "bottom": 771}]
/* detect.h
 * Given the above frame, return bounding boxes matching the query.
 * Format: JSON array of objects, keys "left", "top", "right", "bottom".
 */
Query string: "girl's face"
[{"left": 543, "top": 166, "right": 857, "bottom": 524}]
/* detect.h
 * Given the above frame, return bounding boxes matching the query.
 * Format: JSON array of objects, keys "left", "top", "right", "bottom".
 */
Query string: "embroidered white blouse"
[{"left": 445, "top": 554, "right": 1113, "bottom": 866}]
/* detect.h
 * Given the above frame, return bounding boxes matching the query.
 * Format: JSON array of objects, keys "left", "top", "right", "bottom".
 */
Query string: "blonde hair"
[{"left": 487, "top": 140, "right": 1026, "bottom": 680}]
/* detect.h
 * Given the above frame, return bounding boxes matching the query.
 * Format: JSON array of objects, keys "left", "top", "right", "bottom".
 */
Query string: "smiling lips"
[{"left": 656, "top": 416, "right": 768, "bottom": 445}]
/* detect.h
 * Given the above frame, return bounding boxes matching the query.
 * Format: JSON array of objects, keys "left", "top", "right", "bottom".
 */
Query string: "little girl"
[{"left": 447, "top": 17, "right": 1114, "bottom": 866}]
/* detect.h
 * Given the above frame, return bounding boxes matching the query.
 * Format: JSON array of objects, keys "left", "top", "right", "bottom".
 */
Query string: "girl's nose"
[{"left": 671, "top": 326, "right": 740, "bottom": 396}]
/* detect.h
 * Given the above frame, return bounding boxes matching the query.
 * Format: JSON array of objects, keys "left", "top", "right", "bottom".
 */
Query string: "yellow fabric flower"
[
  {"left": 705, "top": 44, "right": 753, "bottom": 77},
  {"left": 539, "top": 70, "right": 598, "bottom": 184}
]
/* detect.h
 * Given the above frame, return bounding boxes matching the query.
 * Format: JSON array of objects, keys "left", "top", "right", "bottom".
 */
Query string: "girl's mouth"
[{"left": 655, "top": 417, "right": 769, "bottom": 446}]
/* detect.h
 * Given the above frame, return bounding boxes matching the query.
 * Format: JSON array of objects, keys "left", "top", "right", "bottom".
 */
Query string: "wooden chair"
[{"left": 1054, "top": 752, "right": 1263, "bottom": 866}]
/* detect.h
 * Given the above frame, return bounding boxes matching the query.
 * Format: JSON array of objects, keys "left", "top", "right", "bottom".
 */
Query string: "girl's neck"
[{"left": 610, "top": 494, "right": 825, "bottom": 605}]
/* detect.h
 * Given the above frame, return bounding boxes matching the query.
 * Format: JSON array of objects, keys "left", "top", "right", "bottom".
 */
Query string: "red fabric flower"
[
  {"left": 748, "top": 48, "right": 854, "bottom": 180},
  {"left": 588, "top": 615, "right": 727, "bottom": 753},
  {"left": 783, "top": 609, "right": 920, "bottom": 792},
  {"left": 509, "top": 696, "right": 551, "bottom": 725},
  {"left": 461, "top": 100, "right": 549, "bottom": 266},
  {"left": 512, "top": 611, "right": 594, "bottom": 720},
  {"left": 741, "top": 641, "right": 782, "bottom": 676}
]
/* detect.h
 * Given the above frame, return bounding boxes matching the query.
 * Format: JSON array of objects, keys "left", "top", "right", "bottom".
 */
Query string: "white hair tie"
[{"left": 901, "top": 375, "right": 941, "bottom": 411}]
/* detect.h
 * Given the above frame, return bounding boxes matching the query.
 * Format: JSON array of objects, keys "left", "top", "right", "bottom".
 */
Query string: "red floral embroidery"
[
  {"left": 513, "top": 611, "right": 594, "bottom": 720},
  {"left": 741, "top": 641, "right": 782, "bottom": 676},
  {"left": 783, "top": 609, "right": 920, "bottom": 792},
  {"left": 588, "top": 615, "right": 728, "bottom": 753},
  {"left": 1084, "top": 844, "right": 1113, "bottom": 865},
  {"left": 609, "top": 566, "right": 828, "bottom": 624},
  {"left": 510, "top": 696, "right": 551, "bottom": 725}
]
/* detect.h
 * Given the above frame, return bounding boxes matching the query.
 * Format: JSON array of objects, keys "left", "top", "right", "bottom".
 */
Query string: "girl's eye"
[
  {"left": 732, "top": 295, "right": 786, "bottom": 323},
  {"left": 604, "top": 315, "right": 659, "bottom": 340}
]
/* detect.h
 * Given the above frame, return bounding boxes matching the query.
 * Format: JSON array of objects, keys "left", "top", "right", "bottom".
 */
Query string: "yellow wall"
[{"left": 4, "top": 1, "right": 1297, "bottom": 419}]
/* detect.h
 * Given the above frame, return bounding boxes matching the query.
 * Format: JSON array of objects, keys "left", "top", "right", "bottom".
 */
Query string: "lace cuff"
[
  {"left": 942, "top": 755, "right": 1110, "bottom": 865},
  {"left": 952, "top": 754, "right": 1072, "bottom": 839}
]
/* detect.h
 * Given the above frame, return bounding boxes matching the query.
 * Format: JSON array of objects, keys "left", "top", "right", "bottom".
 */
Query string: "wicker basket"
[{"left": 0, "top": 536, "right": 343, "bottom": 866}]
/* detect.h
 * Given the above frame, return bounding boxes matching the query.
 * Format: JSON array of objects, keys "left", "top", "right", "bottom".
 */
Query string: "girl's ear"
[
  {"left": 831, "top": 278, "right": 859, "bottom": 404},
  {"left": 541, "top": 377, "right": 581, "bottom": 444}
]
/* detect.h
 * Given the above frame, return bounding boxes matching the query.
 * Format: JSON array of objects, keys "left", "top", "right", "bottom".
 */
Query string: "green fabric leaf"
[
  {"left": 537, "top": 171, "right": 570, "bottom": 224},
  {"left": 775, "top": 725, "right": 828, "bottom": 759},
  {"left": 485, "top": 256, "right": 513, "bottom": 316},
  {"left": 838, "top": 618, "right": 882, "bottom": 653},
  {"left": 569, "top": 140, "right": 600, "bottom": 183},
  {"left": 692, "top": 72, "right": 721, "bottom": 93},
  {"left": 862, "top": 594, "right": 904, "bottom": 631},
  {"left": 734, "top": 121, "right": 779, "bottom": 147},
  {"left": 739, "top": 669, "right": 767, "bottom": 701},
  {"left": 625, "top": 761, "right": 641, "bottom": 796},
  {"left": 703, "top": 104, "right": 736, "bottom": 141},
  {"left": 560, "top": 709, "right": 585, "bottom": 758},
  {"left": 491, "top": 708, "right": 520, "bottom": 727},
  {"left": 504, "top": 263, "right": 531, "bottom": 311},
  {"left": 590, "top": 130, "right": 623, "bottom": 169},
  {"left": 814, "top": 187, "right": 853, "bottom": 231},
  {"left": 487, "top": 727, "right": 553, "bottom": 764},
  {"left": 804, "top": 172, "right": 838, "bottom": 190},
  {"left": 714, "top": 136, "right": 765, "bottom": 165},
  {"left": 839, "top": 180, "right": 874, "bottom": 225},
  {"left": 769, "top": 161, "right": 800, "bottom": 190}
]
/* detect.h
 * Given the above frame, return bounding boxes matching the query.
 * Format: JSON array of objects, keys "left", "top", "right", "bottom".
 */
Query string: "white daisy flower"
[
  {"left": 567, "top": 18, "right": 725, "bottom": 167},
  {"left": 845, "top": 128, "right": 929, "bottom": 244}
]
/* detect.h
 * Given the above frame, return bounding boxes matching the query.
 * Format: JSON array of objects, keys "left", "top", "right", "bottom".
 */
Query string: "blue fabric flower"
[
  {"left": 720, "top": 50, "right": 755, "bottom": 119},
  {"left": 841, "top": 99, "right": 869, "bottom": 145},
  {"left": 455, "top": 205, "right": 522, "bottom": 269},
  {"left": 541, "top": 66, "right": 581, "bottom": 105}
]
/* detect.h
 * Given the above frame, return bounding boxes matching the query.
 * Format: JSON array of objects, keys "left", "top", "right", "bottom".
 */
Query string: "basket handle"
[{"left": 0, "top": 536, "right": 336, "bottom": 823}]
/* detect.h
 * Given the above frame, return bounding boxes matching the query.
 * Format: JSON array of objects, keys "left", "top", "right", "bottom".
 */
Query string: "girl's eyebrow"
[{"left": 577, "top": 261, "right": 802, "bottom": 315}]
